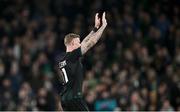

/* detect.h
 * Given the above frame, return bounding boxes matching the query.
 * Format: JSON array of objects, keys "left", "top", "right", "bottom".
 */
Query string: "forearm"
[
  {"left": 82, "top": 31, "right": 95, "bottom": 43},
  {"left": 82, "top": 26, "right": 100, "bottom": 43},
  {"left": 81, "top": 12, "right": 107, "bottom": 55},
  {"left": 81, "top": 25, "right": 106, "bottom": 54},
  {"left": 90, "top": 25, "right": 106, "bottom": 44}
]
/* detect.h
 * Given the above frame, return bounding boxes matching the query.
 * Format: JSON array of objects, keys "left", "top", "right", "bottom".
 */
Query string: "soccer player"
[{"left": 58, "top": 12, "right": 107, "bottom": 111}]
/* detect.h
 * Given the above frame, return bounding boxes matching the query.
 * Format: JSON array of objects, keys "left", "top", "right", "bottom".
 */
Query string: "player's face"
[{"left": 72, "top": 38, "right": 81, "bottom": 49}]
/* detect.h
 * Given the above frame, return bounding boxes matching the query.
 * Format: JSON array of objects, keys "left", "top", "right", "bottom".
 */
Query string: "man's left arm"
[
  {"left": 81, "top": 12, "right": 107, "bottom": 55},
  {"left": 81, "top": 13, "right": 101, "bottom": 43}
]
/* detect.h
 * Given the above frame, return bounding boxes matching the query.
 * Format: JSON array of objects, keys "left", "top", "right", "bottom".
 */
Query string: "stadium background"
[{"left": 0, "top": 0, "right": 180, "bottom": 111}]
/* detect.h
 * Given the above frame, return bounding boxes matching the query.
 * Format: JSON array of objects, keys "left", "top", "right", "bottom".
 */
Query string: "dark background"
[{"left": 0, "top": 0, "right": 179, "bottom": 111}]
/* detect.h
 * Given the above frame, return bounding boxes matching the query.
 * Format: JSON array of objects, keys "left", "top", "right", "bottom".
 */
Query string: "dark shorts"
[{"left": 62, "top": 98, "right": 89, "bottom": 111}]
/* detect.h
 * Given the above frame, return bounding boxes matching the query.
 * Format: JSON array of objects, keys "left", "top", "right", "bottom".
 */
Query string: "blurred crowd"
[{"left": 0, "top": 0, "right": 180, "bottom": 111}]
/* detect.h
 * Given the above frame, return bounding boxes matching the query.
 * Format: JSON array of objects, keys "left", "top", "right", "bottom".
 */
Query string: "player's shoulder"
[
  {"left": 59, "top": 47, "right": 82, "bottom": 63},
  {"left": 54, "top": 52, "right": 67, "bottom": 64},
  {"left": 68, "top": 47, "right": 82, "bottom": 57},
  {"left": 57, "top": 52, "right": 68, "bottom": 69}
]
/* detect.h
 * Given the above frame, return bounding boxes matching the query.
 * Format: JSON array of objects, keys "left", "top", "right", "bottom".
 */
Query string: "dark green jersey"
[{"left": 58, "top": 47, "right": 84, "bottom": 102}]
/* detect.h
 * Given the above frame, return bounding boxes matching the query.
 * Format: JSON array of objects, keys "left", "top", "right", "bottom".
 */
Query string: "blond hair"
[{"left": 64, "top": 33, "right": 80, "bottom": 46}]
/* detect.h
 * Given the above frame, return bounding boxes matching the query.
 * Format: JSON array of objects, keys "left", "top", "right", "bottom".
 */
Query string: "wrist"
[
  {"left": 93, "top": 27, "right": 98, "bottom": 32},
  {"left": 102, "top": 23, "right": 107, "bottom": 28}
]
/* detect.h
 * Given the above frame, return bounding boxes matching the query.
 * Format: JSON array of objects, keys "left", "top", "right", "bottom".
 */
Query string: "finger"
[
  {"left": 95, "top": 13, "right": 99, "bottom": 19},
  {"left": 102, "top": 12, "right": 106, "bottom": 20}
]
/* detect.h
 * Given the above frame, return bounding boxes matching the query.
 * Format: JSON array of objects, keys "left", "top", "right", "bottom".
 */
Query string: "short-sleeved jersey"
[{"left": 58, "top": 47, "right": 84, "bottom": 102}]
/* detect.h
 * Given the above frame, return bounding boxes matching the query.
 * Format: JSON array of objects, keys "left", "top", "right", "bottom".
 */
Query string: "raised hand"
[
  {"left": 95, "top": 13, "right": 101, "bottom": 29},
  {"left": 102, "top": 12, "right": 107, "bottom": 27},
  {"left": 81, "top": 12, "right": 107, "bottom": 55}
]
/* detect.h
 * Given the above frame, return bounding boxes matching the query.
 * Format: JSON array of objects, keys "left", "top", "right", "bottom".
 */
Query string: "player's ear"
[
  {"left": 77, "top": 38, "right": 80, "bottom": 43},
  {"left": 71, "top": 39, "right": 75, "bottom": 46}
]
